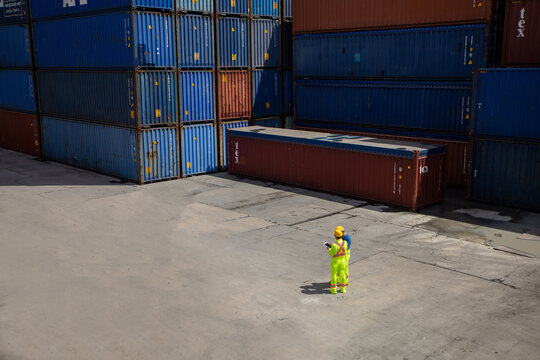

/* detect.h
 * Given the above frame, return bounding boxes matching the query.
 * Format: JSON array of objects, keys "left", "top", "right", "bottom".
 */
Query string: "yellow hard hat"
[
  {"left": 335, "top": 226, "right": 344, "bottom": 232},
  {"left": 334, "top": 229, "right": 343, "bottom": 238}
]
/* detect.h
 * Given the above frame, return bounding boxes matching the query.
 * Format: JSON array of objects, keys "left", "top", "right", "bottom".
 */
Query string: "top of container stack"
[
  {"left": 176, "top": 0, "right": 213, "bottom": 14},
  {"left": 30, "top": 0, "right": 175, "bottom": 20},
  {"left": 252, "top": 0, "right": 280, "bottom": 19},
  {"left": 0, "top": 0, "right": 29, "bottom": 24},
  {"left": 293, "top": 0, "right": 499, "bottom": 34}
]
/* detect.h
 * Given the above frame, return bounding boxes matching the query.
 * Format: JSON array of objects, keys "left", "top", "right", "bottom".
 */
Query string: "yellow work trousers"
[{"left": 330, "top": 258, "right": 347, "bottom": 294}]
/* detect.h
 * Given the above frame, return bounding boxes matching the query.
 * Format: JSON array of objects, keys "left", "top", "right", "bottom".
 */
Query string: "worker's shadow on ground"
[{"left": 300, "top": 282, "right": 331, "bottom": 295}]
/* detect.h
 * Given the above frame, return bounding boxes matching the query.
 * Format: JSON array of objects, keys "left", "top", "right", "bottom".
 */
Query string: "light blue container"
[
  {"left": 177, "top": 0, "right": 213, "bottom": 13},
  {"left": 33, "top": 12, "right": 176, "bottom": 69},
  {"left": 42, "top": 117, "right": 179, "bottom": 183},
  {"left": 0, "top": 69, "right": 35, "bottom": 112},
  {"left": 471, "top": 68, "right": 540, "bottom": 141},
  {"left": 253, "top": 69, "right": 281, "bottom": 117},
  {"left": 181, "top": 71, "right": 215, "bottom": 123},
  {"left": 217, "top": 0, "right": 248, "bottom": 15},
  {"left": 221, "top": 119, "right": 249, "bottom": 168},
  {"left": 182, "top": 122, "right": 218, "bottom": 176},
  {"left": 0, "top": 0, "right": 28, "bottom": 24},
  {"left": 178, "top": 14, "right": 214, "bottom": 68},
  {"left": 38, "top": 70, "right": 177, "bottom": 127},
  {"left": 0, "top": 24, "right": 32, "bottom": 67},
  {"left": 252, "top": 0, "right": 279, "bottom": 18},
  {"left": 218, "top": 17, "right": 249, "bottom": 68},
  {"left": 254, "top": 118, "right": 281, "bottom": 128},
  {"left": 251, "top": 19, "right": 281, "bottom": 68}
]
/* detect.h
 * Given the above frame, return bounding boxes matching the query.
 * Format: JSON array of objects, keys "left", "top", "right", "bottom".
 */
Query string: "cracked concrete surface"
[{"left": 1, "top": 149, "right": 539, "bottom": 360}]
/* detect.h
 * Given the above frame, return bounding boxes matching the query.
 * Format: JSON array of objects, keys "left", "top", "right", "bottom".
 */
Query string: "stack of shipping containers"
[
  {"left": 468, "top": 0, "right": 540, "bottom": 211},
  {"left": 0, "top": 0, "right": 41, "bottom": 157},
  {"left": 282, "top": 0, "right": 293, "bottom": 129},
  {"left": 31, "top": 0, "right": 179, "bottom": 184},
  {"left": 292, "top": 0, "right": 505, "bottom": 187}
]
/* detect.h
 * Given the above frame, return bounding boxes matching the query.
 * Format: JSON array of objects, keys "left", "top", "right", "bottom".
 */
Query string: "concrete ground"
[{"left": 1, "top": 148, "right": 539, "bottom": 360}]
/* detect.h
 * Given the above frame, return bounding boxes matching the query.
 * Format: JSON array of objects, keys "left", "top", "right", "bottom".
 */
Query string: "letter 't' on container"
[
  {"left": 502, "top": 0, "right": 540, "bottom": 66},
  {"left": 177, "top": 0, "right": 213, "bottom": 13},
  {"left": 0, "top": 24, "right": 32, "bottom": 68},
  {"left": 0, "top": 109, "right": 41, "bottom": 157},
  {"left": 252, "top": 0, "right": 280, "bottom": 18},
  {"left": 217, "top": 0, "right": 249, "bottom": 15},
  {"left": 251, "top": 19, "right": 281, "bottom": 68},
  {"left": 252, "top": 69, "right": 282, "bottom": 117},
  {"left": 220, "top": 119, "right": 250, "bottom": 168},
  {"left": 180, "top": 71, "right": 215, "bottom": 123},
  {"left": 181, "top": 122, "right": 218, "bottom": 176},
  {"left": 178, "top": 14, "right": 214, "bottom": 69},
  {"left": 217, "top": 70, "right": 251, "bottom": 120},
  {"left": 0, "top": 0, "right": 29, "bottom": 24},
  {"left": 0, "top": 69, "right": 36, "bottom": 113},
  {"left": 228, "top": 127, "right": 447, "bottom": 211},
  {"left": 218, "top": 17, "right": 250, "bottom": 68}
]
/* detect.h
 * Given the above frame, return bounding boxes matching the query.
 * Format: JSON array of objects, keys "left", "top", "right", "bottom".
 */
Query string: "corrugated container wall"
[
  {"left": 30, "top": 0, "right": 174, "bottom": 20},
  {"left": 220, "top": 120, "right": 250, "bottom": 168},
  {"left": 252, "top": 0, "right": 280, "bottom": 18},
  {"left": 38, "top": 70, "right": 177, "bottom": 127},
  {"left": 469, "top": 138, "right": 540, "bottom": 211},
  {"left": 181, "top": 123, "right": 218, "bottom": 176},
  {"left": 253, "top": 118, "right": 281, "bottom": 128},
  {"left": 0, "top": 24, "right": 32, "bottom": 68},
  {"left": 295, "top": 25, "right": 492, "bottom": 79},
  {"left": 502, "top": 0, "right": 540, "bottom": 66},
  {"left": 41, "top": 117, "right": 179, "bottom": 183},
  {"left": 228, "top": 127, "right": 447, "bottom": 210},
  {"left": 283, "top": 0, "right": 292, "bottom": 19},
  {"left": 181, "top": 71, "right": 215, "bottom": 123},
  {"left": 178, "top": 14, "right": 214, "bottom": 68},
  {"left": 293, "top": 0, "right": 497, "bottom": 34},
  {"left": 177, "top": 0, "right": 213, "bottom": 13},
  {"left": 295, "top": 79, "right": 472, "bottom": 134},
  {"left": 0, "top": 69, "right": 35, "bottom": 112},
  {"left": 251, "top": 19, "right": 281, "bottom": 68},
  {"left": 218, "top": 70, "right": 251, "bottom": 120},
  {"left": 0, "top": 0, "right": 29, "bottom": 24},
  {"left": 0, "top": 109, "right": 41, "bottom": 156},
  {"left": 218, "top": 17, "right": 249, "bottom": 68},
  {"left": 284, "top": 70, "right": 293, "bottom": 114},
  {"left": 253, "top": 69, "right": 281, "bottom": 117},
  {"left": 217, "top": 0, "right": 248, "bottom": 15},
  {"left": 33, "top": 12, "right": 176, "bottom": 69},
  {"left": 471, "top": 68, "right": 540, "bottom": 141}
]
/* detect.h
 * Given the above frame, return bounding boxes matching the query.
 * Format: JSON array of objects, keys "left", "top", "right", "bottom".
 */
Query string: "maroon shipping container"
[
  {"left": 296, "top": 126, "right": 468, "bottom": 186},
  {"left": 228, "top": 127, "right": 446, "bottom": 211},
  {"left": 293, "top": 0, "right": 497, "bottom": 34},
  {"left": 218, "top": 70, "right": 251, "bottom": 120},
  {"left": 502, "top": 0, "right": 540, "bottom": 65},
  {"left": 0, "top": 110, "right": 41, "bottom": 157}
]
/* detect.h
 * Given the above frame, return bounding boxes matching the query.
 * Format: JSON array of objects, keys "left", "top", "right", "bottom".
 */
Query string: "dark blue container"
[
  {"left": 177, "top": 0, "right": 213, "bottom": 13},
  {"left": 0, "top": 69, "right": 35, "bottom": 112},
  {"left": 295, "top": 79, "right": 472, "bottom": 134},
  {"left": 469, "top": 138, "right": 540, "bottom": 211},
  {"left": 38, "top": 70, "right": 177, "bottom": 127},
  {"left": 253, "top": 69, "right": 282, "bottom": 117},
  {"left": 217, "top": 0, "right": 248, "bottom": 15},
  {"left": 251, "top": 19, "right": 281, "bottom": 68},
  {"left": 282, "top": 21, "right": 292, "bottom": 68},
  {"left": 30, "top": 0, "right": 174, "bottom": 20},
  {"left": 283, "top": 0, "right": 291, "bottom": 19},
  {"left": 178, "top": 14, "right": 214, "bottom": 68},
  {"left": 252, "top": 0, "right": 279, "bottom": 18},
  {"left": 181, "top": 122, "right": 218, "bottom": 176},
  {"left": 284, "top": 70, "right": 293, "bottom": 115},
  {"left": 295, "top": 24, "right": 491, "bottom": 79},
  {"left": 0, "top": 24, "right": 31, "bottom": 67},
  {"left": 0, "top": 0, "right": 28, "bottom": 24},
  {"left": 181, "top": 71, "right": 215, "bottom": 123},
  {"left": 254, "top": 118, "right": 281, "bottom": 128},
  {"left": 218, "top": 17, "right": 249, "bottom": 68},
  {"left": 471, "top": 68, "right": 540, "bottom": 141},
  {"left": 33, "top": 12, "right": 176, "bottom": 69}
]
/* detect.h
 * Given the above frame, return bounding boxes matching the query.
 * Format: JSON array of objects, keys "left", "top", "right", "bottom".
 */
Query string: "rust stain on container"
[
  {"left": 218, "top": 70, "right": 251, "bottom": 120},
  {"left": 293, "top": 0, "right": 496, "bottom": 34},
  {"left": 502, "top": 0, "right": 540, "bottom": 66},
  {"left": 0, "top": 109, "right": 41, "bottom": 157}
]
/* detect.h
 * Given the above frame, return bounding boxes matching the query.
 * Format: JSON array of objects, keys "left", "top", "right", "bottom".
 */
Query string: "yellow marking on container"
[
  {"left": 233, "top": 84, "right": 236, "bottom": 88},
  {"left": 273, "top": 2, "right": 277, "bottom": 9},
  {"left": 194, "top": 26, "right": 197, "bottom": 31},
  {"left": 399, "top": 175, "right": 402, "bottom": 180},
  {"left": 194, "top": 136, "right": 197, "bottom": 141},
  {"left": 478, "top": 2, "right": 482, "bottom": 7},
  {"left": 222, "top": 75, "right": 227, "bottom": 82},
  {"left": 146, "top": 167, "right": 152, "bottom": 174},
  {"left": 231, "top": 0, "right": 236, "bottom": 6},
  {"left": 265, "top": 53, "right": 269, "bottom": 61},
  {"left": 131, "top": 110, "right": 135, "bottom": 119},
  {"left": 408, "top": 166, "right": 411, "bottom": 169},
  {"left": 265, "top": 29, "right": 268, "bottom": 34},
  {"left": 192, "top": 83, "right": 195, "bottom": 87},
  {"left": 193, "top": 0, "right": 197, "bottom": 4},
  {"left": 470, "top": 47, "right": 473, "bottom": 51},
  {"left": 465, "top": 114, "right": 470, "bottom": 119},
  {"left": 153, "top": 141, "right": 158, "bottom": 145},
  {"left": 232, "top": 27, "right": 235, "bottom": 32},
  {"left": 194, "top": 52, "right": 200, "bottom": 61},
  {"left": 468, "top": 60, "right": 473, "bottom": 65},
  {"left": 128, "top": 43, "right": 131, "bottom": 48},
  {"left": 266, "top": 102, "right": 270, "bottom": 109},
  {"left": 187, "top": 162, "right": 192, "bottom": 169},
  {"left": 127, "top": 36, "right": 130, "bottom": 41},
  {"left": 35, "top": 140, "right": 38, "bottom": 146},
  {"left": 155, "top": 81, "right": 159, "bottom": 86},
  {"left": 232, "top": 54, "right": 237, "bottom": 61},
  {"left": 156, "top": 109, "right": 162, "bottom": 118},
  {"left": 185, "top": 110, "right": 189, "bottom": 116},
  {"left": 148, "top": 25, "right": 152, "bottom": 30}
]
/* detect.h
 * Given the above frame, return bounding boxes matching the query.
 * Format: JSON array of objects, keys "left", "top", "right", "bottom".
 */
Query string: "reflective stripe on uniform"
[
  {"left": 332, "top": 241, "right": 347, "bottom": 258},
  {"left": 330, "top": 284, "right": 337, "bottom": 288}
]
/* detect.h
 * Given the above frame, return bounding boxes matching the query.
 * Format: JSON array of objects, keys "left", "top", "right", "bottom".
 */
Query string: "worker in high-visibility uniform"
[
  {"left": 336, "top": 226, "right": 351, "bottom": 285},
  {"left": 328, "top": 229, "right": 348, "bottom": 294}
]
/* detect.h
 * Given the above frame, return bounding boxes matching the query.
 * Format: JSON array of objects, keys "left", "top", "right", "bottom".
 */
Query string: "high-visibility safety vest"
[{"left": 331, "top": 240, "right": 348, "bottom": 258}]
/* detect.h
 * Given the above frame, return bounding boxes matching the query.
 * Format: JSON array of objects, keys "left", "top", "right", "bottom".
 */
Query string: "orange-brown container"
[
  {"left": 502, "top": 0, "right": 540, "bottom": 66},
  {"left": 293, "top": 0, "right": 497, "bottom": 34},
  {"left": 217, "top": 70, "right": 251, "bottom": 120},
  {"left": 0, "top": 109, "right": 41, "bottom": 157}
]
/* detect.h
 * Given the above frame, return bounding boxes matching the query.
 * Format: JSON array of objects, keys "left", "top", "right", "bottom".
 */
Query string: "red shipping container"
[
  {"left": 296, "top": 126, "right": 468, "bottom": 186},
  {"left": 218, "top": 70, "right": 251, "bottom": 120},
  {"left": 0, "top": 110, "right": 41, "bottom": 157},
  {"left": 502, "top": 0, "right": 540, "bottom": 65},
  {"left": 228, "top": 127, "right": 446, "bottom": 211},
  {"left": 293, "top": 0, "right": 498, "bottom": 34}
]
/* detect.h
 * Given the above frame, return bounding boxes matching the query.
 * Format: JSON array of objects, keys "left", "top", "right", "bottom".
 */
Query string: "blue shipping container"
[
  {"left": 181, "top": 71, "right": 215, "bottom": 123},
  {"left": 0, "top": 0, "right": 28, "bottom": 24},
  {"left": 469, "top": 138, "right": 540, "bottom": 211},
  {"left": 30, "top": 0, "right": 174, "bottom": 20},
  {"left": 218, "top": 17, "right": 249, "bottom": 68},
  {"left": 252, "top": 0, "right": 279, "bottom": 18},
  {"left": 283, "top": 0, "right": 291, "bottom": 19},
  {"left": 217, "top": 0, "right": 248, "bottom": 15},
  {"left": 38, "top": 70, "right": 177, "bottom": 127},
  {"left": 0, "top": 69, "right": 35, "bottom": 112},
  {"left": 471, "top": 68, "right": 540, "bottom": 141},
  {"left": 282, "top": 21, "right": 292, "bottom": 68},
  {"left": 253, "top": 69, "right": 282, "bottom": 117},
  {"left": 251, "top": 19, "right": 281, "bottom": 68},
  {"left": 284, "top": 70, "right": 293, "bottom": 114},
  {"left": 254, "top": 118, "right": 281, "bottom": 128},
  {"left": 182, "top": 122, "right": 218, "bottom": 176},
  {"left": 0, "top": 24, "right": 31, "bottom": 67},
  {"left": 221, "top": 119, "right": 249, "bottom": 168},
  {"left": 178, "top": 14, "right": 214, "bottom": 68},
  {"left": 42, "top": 117, "right": 178, "bottom": 183},
  {"left": 284, "top": 116, "right": 293, "bottom": 129},
  {"left": 295, "top": 25, "right": 491, "bottom": 79},
  {"left": 33, "top": 12, "right": 176, "bottom": 69},
  {"left": 177, "top": 0, "right": 213, "bottom": 13},
  {"left": 295, "top": 79, "right": 472, "bottom": 134}
]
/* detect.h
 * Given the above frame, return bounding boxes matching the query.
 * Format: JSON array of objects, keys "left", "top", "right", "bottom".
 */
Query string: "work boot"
[
  {"left": 340, "top": 288, "right": 347, "bottom": 294},
  {"left": 330, "top": 288, "right": 337, "bottom": 294}
]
